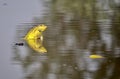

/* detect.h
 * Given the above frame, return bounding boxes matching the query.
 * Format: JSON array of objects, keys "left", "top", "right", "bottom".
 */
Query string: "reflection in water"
[{"left": 12, "top": 0, "right": 120, "bottom": 79}]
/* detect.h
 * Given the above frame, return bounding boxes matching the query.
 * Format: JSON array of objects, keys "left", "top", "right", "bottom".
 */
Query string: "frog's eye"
[
  {"left": 38, "top": 30, "right": 42, "bottom": 32},
  {"left": 38, "top": 24, "right": 47, "bottom": 32}
]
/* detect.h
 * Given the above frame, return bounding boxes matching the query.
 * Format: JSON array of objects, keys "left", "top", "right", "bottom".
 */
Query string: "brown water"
[{"left": 13, "top": 0, "right": 120, "bottom": 79}]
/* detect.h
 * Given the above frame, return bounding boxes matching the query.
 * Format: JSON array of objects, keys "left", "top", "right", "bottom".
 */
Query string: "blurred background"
[{"left": 0, "top": 0, "right": 120, "bottom": 79}]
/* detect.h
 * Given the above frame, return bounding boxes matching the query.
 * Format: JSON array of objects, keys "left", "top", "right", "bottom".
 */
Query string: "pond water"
[
  {"left": 0, "top": 0, "right": 44, "bottom": 79},
  {"left": 1, "top": 0, "right": 120, "bottom": 79}
]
